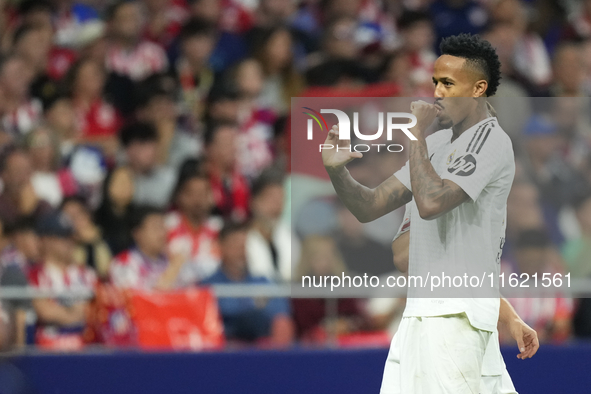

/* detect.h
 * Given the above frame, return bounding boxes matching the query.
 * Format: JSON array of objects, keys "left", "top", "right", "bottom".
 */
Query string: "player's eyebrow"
[{"left": 432, "top": 76, "right": 455, "bottom": 84}]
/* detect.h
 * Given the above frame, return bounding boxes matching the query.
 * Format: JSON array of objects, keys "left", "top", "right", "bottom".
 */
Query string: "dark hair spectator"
[
  {"left": 105, "top": 0, "right": 168, "bottom": 81},
  {"left": 94, "top": 166, "right": 136, "bottom": 255},
  {"left": 61, "top": 195, "right": 112, "bottom": 279},
  {"left": 0, "top": 147, "right": 52, "bottom": 226},
  {"left": 119, "top": 121, "right": 158, "bottom": 148},
  {"left": 63, "top": 57, "right": 123, "bottom": 159},
  {"left": 203, "top": 121, "right": 250, "bottom": 220}
]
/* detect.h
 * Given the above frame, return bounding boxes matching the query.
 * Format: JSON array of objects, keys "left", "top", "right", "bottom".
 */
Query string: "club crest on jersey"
[
  {"left": 446, "top": 149, "right": 456, "bottom": 165},
  {"left": 447, "top": 154, "right": 476, "bottom": 176}
]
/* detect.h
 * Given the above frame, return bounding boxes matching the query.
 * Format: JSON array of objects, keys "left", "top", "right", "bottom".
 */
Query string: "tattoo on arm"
[{"left": 327, "top": 167, "right": 412, "bottom": 222}]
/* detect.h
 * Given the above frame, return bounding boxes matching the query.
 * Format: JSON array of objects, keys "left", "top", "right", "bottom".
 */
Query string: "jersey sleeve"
[
  {"left": 393, "top": 160, "right": 411, "bottom": 191},
  {"left": 441, "top": 123, "right": 511, "bottom": 202},
  {"left": 393, "top": 202, "right": 412, "bottom": 242},
  {"left": 393, "top": 130, "right": 449, "bottom": 193}
]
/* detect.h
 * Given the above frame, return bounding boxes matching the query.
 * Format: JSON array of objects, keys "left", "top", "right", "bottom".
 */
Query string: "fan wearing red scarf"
[{"left": 203, "top": 121, "right": 250, "bottom": 222}]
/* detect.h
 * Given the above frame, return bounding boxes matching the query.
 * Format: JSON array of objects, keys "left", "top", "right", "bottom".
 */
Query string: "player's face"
[{"left": 432, "top": 55, "right": 487, "bottom": 128}]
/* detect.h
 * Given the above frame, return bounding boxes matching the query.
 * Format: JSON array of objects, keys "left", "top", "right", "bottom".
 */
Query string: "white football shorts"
[{"left": 379, "top": 313, "right": 516, "bottom": 394}]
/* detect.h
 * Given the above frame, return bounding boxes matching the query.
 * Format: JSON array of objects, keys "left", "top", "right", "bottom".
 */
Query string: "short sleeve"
[
  {"left": 393, "top": 160, "right": 411, "bottom": 191},
  {"left": 393, "top": 202, "right": 412, "bottom": 242},
  {"left": 393, "top": 129, "right": 450, "bottom": 193},
  {"left": 441, "top": 122, "right": 511, "bottom": 202}
]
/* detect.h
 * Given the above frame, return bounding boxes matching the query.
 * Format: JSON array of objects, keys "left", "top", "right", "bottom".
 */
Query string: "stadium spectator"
[
  {"left": 0, "top": 147, "right": 52, "bottom": 226},
  {"left": 490, "top": 0, "right": 552, "bottom": 91},
  {"left": 551, "top": 98, "right": 591, "bottom": 172},
  {"left": 482, "top": 24, "right": 532, "bottom": 138},
  {"left": 11, "top": 24, "right": 54, "bottom": 96},
  {"left": 201, "top": 221, "right": 294, "bottom": 346},
  {"left": 143, "top": 0, "right": 189, "bottom": 49},
  {"left": 562, "top": 189, "right": 591, "bottom": 279},
  {"left": 519, "top": 115, "right": 588, "bottom": 245},
  {"left": 293, "top": 235, "right": 370, "bottom": 341},
  {"left": 187, "top": 0, "right": 221, "bottom": 25},
  {"left": 246, "top": 171, "right": 294, "bottom": 282},
  {"left": 189, "top": 0, "right": 253, "bottom": 35},
  {"left": 11, "top": 18, "right": 77, "bottom": 92},
  {"left": 110, "top": 206, "right": 184, "bottom": 290},
  {"left": 232, "top": 58, "right": 263, "bottom": 104},
  {"left": 2, "top": 218, "right": 40, "bottom": 269},
  {"left": 14, "top": 0, "right": 54, "bottom": 32},
  {"left": 321, "top": 15, "right": 360, "bottom": 59},
  {"left": 0, "top": 218, "right": 33, "bottom": 347},
  {"left": 64, "top": 58, "right": 123, "bottom": 159},
  {"left": 550, "top": 42, "right": 586, "bottom": 97},
  {"left": 380, "top": 51, "right": 414, "bottom": 96},
  {"left": 186, "top": 0, "right": 249, "bottom": 72},
  {"left": 135, "top": 73, "right": 201, "bottom": 169},
  {"left": 562, "top": 0, "right": 591, "bottom": 41},
  {"left": 0, "top": 264, "right": 30, "bottom": 348},
  {"left": 334, "top": 201, "right": 395, "bottom": 277},
  {"left": 28, "top": 212, "right": 96, "bottom": 350},
  {"left": 119, "top": 122, "right": 176, "bottom": 208},
  {"left": 397, "top": 10, "right": 436, "bottom": 96},
  {"left": 251, "top": 26, "right": 304, "bottom": 115},
  {"left": 230, "top": 58, "right": 274, "bottom": 179},
  {"left": 502, "top": 229, "right": 573, "bottom": 344},
  {"left": 254, "top": 0, "right": 297, "bottom": 29},
  {"left": 175, "top": 18, "right": 217, "bottom": 127},
  {"left": 25, "top": 125, "right": 78, "bottom": 208},
  {"left": 505, "top": 181, "right": 547, "bottom": 259},
  {"left": 166, "top": 170, "right": 221, "bottom": 285},
  {"left": 52, "top": 0, "right": 100, "bottom": 48},
  {"left": 429, "top": 0, "right": 488, "bottom": 44},
  {"left": 204, "top": 121, "right": 250, "bottom": 221},
  {"left": 94, "top": 166, "right": 136, "bottom": 256},
  {"left": 204, "top": 78, "right": 241, "bottom": 124},
  {"left": 105, "top": 0, "right": 168, "bottom": 81},
  {"left": 0, "top": 55, "right": 41, "bottom": 136},
  {"left": 61, "top": 196, "right": 112, "bottom": 280},
  {"left": 306, "top": 16, "right": 365, "bottom": 86},
  {"left": 42, "top": 94, "right": 79, "bottom": 158}
]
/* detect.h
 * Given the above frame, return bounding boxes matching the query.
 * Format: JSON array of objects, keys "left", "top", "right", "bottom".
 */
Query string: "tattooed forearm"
[
  {"left": 409, "top": 135, "right": 468, "bottom": 219},
  {"left": 327, "top": 166, "right": 412, "bottom": 223}
]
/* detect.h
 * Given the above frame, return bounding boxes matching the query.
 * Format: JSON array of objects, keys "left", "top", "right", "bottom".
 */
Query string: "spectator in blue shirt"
[{"left": 201, "top": 221, "right": 293, "bottom": 346}]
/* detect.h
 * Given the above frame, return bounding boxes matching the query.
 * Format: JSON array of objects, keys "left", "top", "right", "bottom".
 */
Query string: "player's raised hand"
[
  {"left": 508, "top": 318, "right": 540, "bottom": 359},
  {"left": 322, "top": 124, "right": 363, "bottom": 171},
  {"left": 410, "top": 100, "right": 439, "bottom": 137}
]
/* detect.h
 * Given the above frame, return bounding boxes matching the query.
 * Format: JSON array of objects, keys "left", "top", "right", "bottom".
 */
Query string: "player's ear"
[{"left": 473, "top": 80, "right": 488, "bottom": 97}]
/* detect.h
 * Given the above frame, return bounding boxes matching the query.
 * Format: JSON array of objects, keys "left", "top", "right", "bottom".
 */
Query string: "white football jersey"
[{"left": 393, "top": 116, "right": 515, "bottom": 332}]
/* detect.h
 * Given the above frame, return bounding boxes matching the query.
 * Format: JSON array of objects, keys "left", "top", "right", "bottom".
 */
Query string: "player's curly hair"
[{"left": 440, "top": 33, "right": 501, "bottom": 97}]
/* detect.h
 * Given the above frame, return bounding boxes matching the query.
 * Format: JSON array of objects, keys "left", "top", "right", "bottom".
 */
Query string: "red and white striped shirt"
[
  {"left": 109, "top": 248, "right": 169, "bottom": 290},
  {"left": 28, "top": 262, "right": 96, "bottom": 350},
  {"left": 106, "top": 41, "right": 169, "bottom": 81},
  {"left": 165, "top": 212, "right": 222, "bottom": 286}
]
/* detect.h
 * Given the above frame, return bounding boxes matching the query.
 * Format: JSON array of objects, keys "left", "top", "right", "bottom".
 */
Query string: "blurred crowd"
[{"left": 0, "top": 0, "right": 590, "bottom": 350}]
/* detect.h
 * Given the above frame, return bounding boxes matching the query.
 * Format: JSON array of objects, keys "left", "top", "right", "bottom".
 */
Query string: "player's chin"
[{"left": 438, "top": 116, "right": 453, "bottom": 129}]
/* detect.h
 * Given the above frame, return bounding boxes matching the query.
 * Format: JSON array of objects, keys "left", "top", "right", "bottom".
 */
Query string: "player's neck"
[{"left": 451, "top": 105, "right": 489, "bottom": 142}]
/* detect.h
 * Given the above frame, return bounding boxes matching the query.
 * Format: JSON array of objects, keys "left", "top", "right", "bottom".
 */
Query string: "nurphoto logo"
[{"left": 303, "top": 107, "right": 418, "bottom": 153}]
